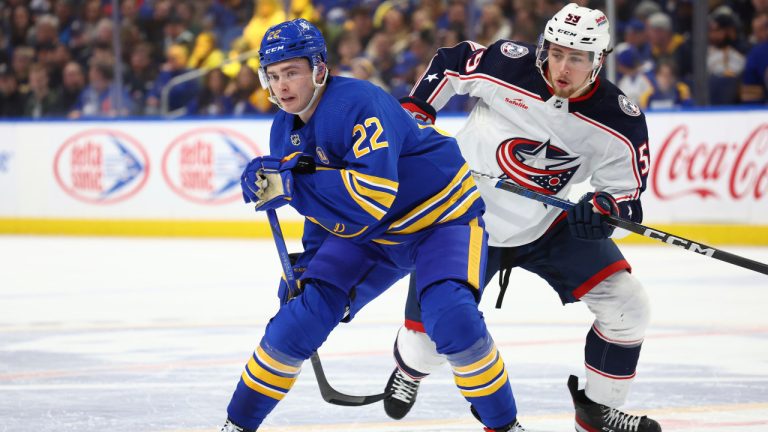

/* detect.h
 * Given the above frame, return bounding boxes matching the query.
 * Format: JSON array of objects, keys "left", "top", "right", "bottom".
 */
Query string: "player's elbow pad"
[{"left": 399, "top": 96, "right": 437, "bottom": 125}]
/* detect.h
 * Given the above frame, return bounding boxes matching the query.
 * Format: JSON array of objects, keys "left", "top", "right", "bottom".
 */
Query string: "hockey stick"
[
  {"left": 266, "top": 209, "right": 388, "bottom": 406},
  {"left": 471, "top": 171, "right": 768, "bottom": 276}
]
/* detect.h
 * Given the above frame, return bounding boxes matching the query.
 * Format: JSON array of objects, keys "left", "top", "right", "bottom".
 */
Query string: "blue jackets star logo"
[
  {"left": 496, "top": 138, "right": 580, "bottom": 195},
  {"left": 424, "top": 73, "right": 439, "bottom": 82}
]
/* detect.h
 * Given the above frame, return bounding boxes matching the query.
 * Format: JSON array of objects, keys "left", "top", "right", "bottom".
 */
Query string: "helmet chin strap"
[{"left": 294, "top": 65, "right": 328, "bottom": 116}]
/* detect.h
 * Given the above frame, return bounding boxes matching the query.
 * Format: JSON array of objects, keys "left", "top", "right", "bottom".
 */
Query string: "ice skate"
[
  {"left": 568, "top": 375, "right": 661, "bottom": 432},
  {"left": 383, "top": 367, "right": 421, "bottom": 419},
  {"left": 220, "top": 418, "right": 254, "bottom": 432}
]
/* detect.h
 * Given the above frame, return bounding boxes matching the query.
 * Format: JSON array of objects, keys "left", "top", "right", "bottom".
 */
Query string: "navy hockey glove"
[
  {"left": 399, "top": 96, "right": 436, "bottom": 125},
  {"left": 240, "top": 152, "right": 315, "bottom": 211},
  {"left": 567, "top": 191, "right": 619, "bottom": 240},
  {"left": 277, "top": 252, "right": 306, "bottom": 304}
]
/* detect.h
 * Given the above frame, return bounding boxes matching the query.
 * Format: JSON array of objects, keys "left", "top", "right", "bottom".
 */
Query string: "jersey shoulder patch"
[
  {"left": 499, "top": 41, "right": 529, "bottom": 59},
  {"left": 618, "top": 94, "right": 641, "bottom": 117}
]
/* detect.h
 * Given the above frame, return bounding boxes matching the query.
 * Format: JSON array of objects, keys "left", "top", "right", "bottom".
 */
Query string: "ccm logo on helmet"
[
  {"left": 557, "top": 29, "right": 577, "bottom": 36},
  {"left": 265, "top": 45, "right": 284, "bottom": 54}
]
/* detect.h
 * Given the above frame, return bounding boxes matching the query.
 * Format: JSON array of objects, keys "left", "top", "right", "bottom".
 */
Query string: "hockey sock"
[{"left": 226, "top": 342, "right": 303, "bottom": 430}]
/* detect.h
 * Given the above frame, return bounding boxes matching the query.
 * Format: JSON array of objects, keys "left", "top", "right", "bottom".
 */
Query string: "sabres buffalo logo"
[{"left": 496, "top": 138, "right": 579, "bottom": 195}]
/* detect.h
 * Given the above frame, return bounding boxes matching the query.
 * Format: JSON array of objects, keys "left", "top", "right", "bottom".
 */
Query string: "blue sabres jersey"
[{"left": 269, "top": 76, "right": 484, "bottom": 244}]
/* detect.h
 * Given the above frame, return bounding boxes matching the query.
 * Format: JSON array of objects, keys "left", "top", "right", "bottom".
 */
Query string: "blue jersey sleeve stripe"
[
  {"left": 389, "top": 167, "right": 480, "bottom": 234},
  {"left": 341, "top": 171, "right": 387, "bottom": 220},
  {"left": 388, "top": 164, "right": 470, "bottom": 231},
  {"left": 346, "top": 169, "right": 399, "bottom": 192},
  {"left": 351, "top": 175, "right": 396, "bottom": 209}
]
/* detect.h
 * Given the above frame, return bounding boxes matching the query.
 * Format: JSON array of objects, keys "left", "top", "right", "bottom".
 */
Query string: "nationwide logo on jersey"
[
  {"left": 500, "top": 42, "right": 529, "bottom": 59},
  {"left": 54, "top": 129, "right": 149, "bottom": 204},
  {"left": 162, "top": 127, "right": 261, "bottom": 204},
  {"left": 618, "top": 95, "right": 641, "bottom": 117},
  {"left": 496, "top": 138, "right": 579, "bottom": 195}
]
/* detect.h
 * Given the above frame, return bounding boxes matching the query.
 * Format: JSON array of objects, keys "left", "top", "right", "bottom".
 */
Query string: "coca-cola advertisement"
[{"left": 645, "top": 111, "right": 768, "bottom": 223}]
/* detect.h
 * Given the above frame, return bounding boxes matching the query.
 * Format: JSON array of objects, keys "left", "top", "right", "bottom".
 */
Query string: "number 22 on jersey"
[{"left": 353, "top": 117, "right": 388, "bottom": 158}]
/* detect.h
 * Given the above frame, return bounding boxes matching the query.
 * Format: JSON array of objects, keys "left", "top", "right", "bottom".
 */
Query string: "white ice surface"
[{"left": 1, "top": 236, "right": 767, "bottom": 431}]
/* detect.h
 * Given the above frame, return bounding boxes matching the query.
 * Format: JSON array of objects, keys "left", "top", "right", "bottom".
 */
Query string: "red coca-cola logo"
[{"left": 651, "top": 123, "right": 768, "bottom": 200}]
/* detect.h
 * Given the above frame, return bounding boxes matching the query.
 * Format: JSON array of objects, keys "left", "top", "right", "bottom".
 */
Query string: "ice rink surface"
[{"left": 1, "top": 235, "right": 767, "bottom": 432}]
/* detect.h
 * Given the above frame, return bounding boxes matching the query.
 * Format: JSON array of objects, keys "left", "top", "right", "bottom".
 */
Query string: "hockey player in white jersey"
[{"left": 387, "top": 3, "right": 661, "bottom": 432}]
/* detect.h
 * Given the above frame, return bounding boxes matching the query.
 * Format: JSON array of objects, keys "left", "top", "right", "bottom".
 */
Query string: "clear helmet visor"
[{"left": 536, "top": 39, "right": 596, "bottom": 73}]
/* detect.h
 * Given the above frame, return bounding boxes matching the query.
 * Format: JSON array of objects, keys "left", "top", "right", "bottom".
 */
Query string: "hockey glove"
[
  {"left": 567, "top": 191, "right": 619, "bottom": 240},
  {"left": 240, "top": 153, "right": 315, "bottom": 211},
  {"left": 277, "top": 252, "right": 307, "bottom": 304},
  {"left": 399, "top": 96, "right": 437, "bottom": 125}
]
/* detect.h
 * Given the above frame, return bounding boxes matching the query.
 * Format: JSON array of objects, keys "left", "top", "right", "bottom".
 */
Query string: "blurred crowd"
[{"left": 1, "top": 0, "right": 767, "bottom": 119}]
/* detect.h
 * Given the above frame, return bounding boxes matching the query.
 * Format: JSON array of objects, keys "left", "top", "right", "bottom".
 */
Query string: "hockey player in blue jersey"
[
  {"left": 220, "top": 19, "right": 523, "bottom": 432},
  {"left": 384, "top": 4, "right": 662, "bottom": 432}
]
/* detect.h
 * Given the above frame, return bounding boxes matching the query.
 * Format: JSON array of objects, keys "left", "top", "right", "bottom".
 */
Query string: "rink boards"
[{"left": 0, "top": 109, "right": 766, "bottom": 244}]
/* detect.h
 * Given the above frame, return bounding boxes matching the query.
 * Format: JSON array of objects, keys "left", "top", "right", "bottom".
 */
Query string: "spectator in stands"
[
  {"left": 54, "top": 0, "right": 76, "bottom": 47},
  {"left": 707, "top": 10, "right": 746, "bottom": 104},
  {"left": 126, "top": 42, "right": 157, "bottom": 115},
  {"left": 617, "top": 47, "right": 654, "bottom": 105},
  {"left": 332, "top": 31, "right": 363, "bottom": 75},
  {"left": 70, "top": 59, "right": 132, "bottom": 118},
  {"left": 615, "top": 18, "right": 653, "bottom": 73},
  {"left": 366, "top": 31, "right": 396, "bottom": 88},
  {"left": 31, "top": 14, "right": 60, "bottom": 50},
  {"left": 345, "top": 56, "right": 389, "bottom": 92},
  {"left": 9, "top": 4, "right": 33, "bottom": 47},
  {"left": 476, "top": 3, "right": 512, "bottom": 47},
  {"left": 640, "top": 60, "right": 693, "bottom": 110},
  {"left": 146, "top": 43, "right": 199, "bottom": 116},
  {"left": 0, "top": 63, "right": 25, "bottom": 117},
  {"left": 11, "top": 46, "right": 34, "bottom": 90},
  {"left": 188, "top": 32, "right": 225, "bottom": 70},
  {"left": 647, "top": 11, "right": 684, "bottom": 65},
  {"left": 163, "top": 12, "right": 195, "bottom": 53},
  {"left": 749, "top": 13, "right": 768, "bottom": 46},
  {"left": 348, "top": 6, "right": 375, "bottom": 49},
  {"left": 59, "top": 60, "right": 85, "bottom": 114},
  {"left": 189, "top": 67, "right": 231, "bottom": 116},
  {"left": 225, "top": 64, "right": 271, "bottom": 115},
  {"left": 50, "top": 43, "right": 74, "bottom": 88},
  {"left": 741, "top": 15, "right": 768, "bottom": 103},
  {"left": 241, "top": 0, "right": 285, "bottom": 53},
  {"left": 23, "top": 62, "right": 62, "bottom": 118},
  {"left": 376, "top": 3, "right": 411, "bottom": 56}
]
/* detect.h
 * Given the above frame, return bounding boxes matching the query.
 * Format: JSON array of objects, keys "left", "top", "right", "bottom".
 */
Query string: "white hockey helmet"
[{"left": 536, "top": 3, "right": 611, "bottom": 84}]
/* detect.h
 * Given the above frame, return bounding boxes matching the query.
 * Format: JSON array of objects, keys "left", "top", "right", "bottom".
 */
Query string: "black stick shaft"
[{"left": 477, "top": 173, "right": 768, "bottom": 276}]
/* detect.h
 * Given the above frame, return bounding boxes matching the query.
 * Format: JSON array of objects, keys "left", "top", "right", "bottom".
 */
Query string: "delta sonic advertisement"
[{"left": 2, "top": 120, "right": 271, "bottom": 221}]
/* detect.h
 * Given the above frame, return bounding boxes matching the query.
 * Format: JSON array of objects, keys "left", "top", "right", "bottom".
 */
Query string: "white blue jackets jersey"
[
  {"left": 270, "top": 76, "right": 483, "bottom": 244},
  {"left": 411, "top": 40, "right": 650, "bottom": 247}
]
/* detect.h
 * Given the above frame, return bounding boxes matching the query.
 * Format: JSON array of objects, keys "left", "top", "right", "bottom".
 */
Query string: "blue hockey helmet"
[{"left": 258, "top": 19, "right": 327, "bottom": 69}]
